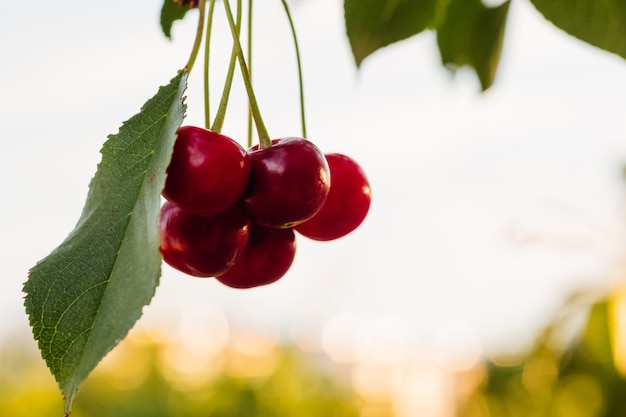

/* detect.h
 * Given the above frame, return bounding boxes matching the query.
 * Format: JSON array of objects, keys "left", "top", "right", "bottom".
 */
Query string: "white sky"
[{"left": 2, "top": 0, "right": 626, "bottom": 359}]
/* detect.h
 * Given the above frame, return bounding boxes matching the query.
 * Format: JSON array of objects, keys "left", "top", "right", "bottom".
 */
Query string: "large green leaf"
[
  {"left": 23, "top": 70, "right": 187, "bottom": 416},
  {"left": 436, "top": 0, "right": 511, "bottom": 91},
  {"left": 530, "top": 0, "right": 626, "bottom": 60},
  {"left": 344, "top": 0, "right": 439, "bottom": 67},
  {"left": 161, "top": 0, "right": 193, "bottom": 39}
]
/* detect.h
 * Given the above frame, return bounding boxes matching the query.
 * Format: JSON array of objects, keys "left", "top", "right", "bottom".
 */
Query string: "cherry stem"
[
  {"left": 203, "top": 0, "right": 217, "bottom": 129},
  {"left": 246, "top": 0, "right": 254, "bottom": 148},
  {"left": 222, "top": 0, "right": 272, "bottom": 148},
  {"left": 185, "top": 0, "right": 207, "bottom": 73},
  {"left": 211, "top": 0, "right": 242, "bottom": 133},
  {"left": 280, "top": 0, "right": 307, "bottom": 138}
]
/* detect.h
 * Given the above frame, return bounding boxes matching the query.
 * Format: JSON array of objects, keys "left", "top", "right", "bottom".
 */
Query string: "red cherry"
[
  {"left": 158, "top": 202, "right": 250, "bottom": 277},
  {"left": 295, "top": 153, "right": 371, "bottom": 241},
  {"left": 216, "top": 225, "right": 296, "bottom": 288},
  {"left": 163, "top": 126, "right": 250, "bottom": 217},
  {"left": 240, "top": 138, "right": 330, "bottom": 228}
]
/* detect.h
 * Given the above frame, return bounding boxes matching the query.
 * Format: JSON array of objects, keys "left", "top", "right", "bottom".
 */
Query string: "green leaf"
[
  {"left": 436, "top": 0, "right": 511, "bottom": 91},
  {"left": 530, "top": 0, "right": 626, "bottom": 60},
  {"left": 23, "top": 70, "right": 187, "bottom": 416},
  {"left": 581, "top": 301, "right": 614, "bottom": 367},
  {"left": 344, "top": 0, "right": 439, "bottom": 67},
  {"left": 161, "top": 0, "right": 193, "bottom": 39}
]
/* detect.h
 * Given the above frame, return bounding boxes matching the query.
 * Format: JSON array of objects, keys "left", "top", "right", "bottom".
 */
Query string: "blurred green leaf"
[
  {"left": 161, "top": 0, "right": 193, "bottom": 39},
  {"left": 530, "top": 0, "right": 626, "bottom": 60},
  {"left": 23, "top": 70, "right": 187, "bottom": 416},
  {"left": 581, "top": 301, "right": 614, "bottom": 366},
  {"left": 344, "top": 0, "right": 439, "bottom": 67},
  {"left": 436, "top": 0, "right": 511, "bottom": 90}
]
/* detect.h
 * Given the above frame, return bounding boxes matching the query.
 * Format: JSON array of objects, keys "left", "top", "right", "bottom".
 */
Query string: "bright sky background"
[{"left": 2, "top": 0, "right": 626, "bottom": 362}]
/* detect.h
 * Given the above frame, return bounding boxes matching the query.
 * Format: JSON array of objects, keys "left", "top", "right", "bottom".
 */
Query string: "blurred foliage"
[
  {"left": 8, "top": 285, "right": 626, "bottom": 417},
  {"left": 0, "top": 331, "right": 360, "bottom": 417},
  {"left": 458, "top": 287, "right": 626, "bottom": 417}
]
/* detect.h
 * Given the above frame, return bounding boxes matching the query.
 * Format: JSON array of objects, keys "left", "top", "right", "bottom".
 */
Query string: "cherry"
[
  {"left": 295, "top": 153, "right": 371, "bottom": 241},
  {"left": 158, "top": 202, "right": 250, "bottom": 277},
  {"left": 216, "top": 225, "right": 296, "bottom": 288},
  {"left": 162, "top": 126, "right": 250, "bottom": 217},
  {"left": 240, "top": 138, "right": 330, "bottom": 228}
]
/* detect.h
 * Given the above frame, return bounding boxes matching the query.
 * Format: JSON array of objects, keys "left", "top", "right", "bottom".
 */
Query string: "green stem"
[
  {"left": 280, "top": 0, "right": 307, "bottom": 138},
  {"left": 222, "top": 0, "right": 272, "bottom": 148},
  {"left": 246, "top": 0, "right": 253, "bottom": 148},
  {"left": 203, "top": 0, "right": 216, "bottom": 129},
  {"left": 185, "top": 0, "right": 207, "bottom": 73},
  {"left": 211, "top": 0, "right": 242, "bottom": 133}
]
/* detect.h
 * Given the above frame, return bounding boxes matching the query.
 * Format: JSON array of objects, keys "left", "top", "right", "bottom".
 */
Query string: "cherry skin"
[
  {"left": 240, "top": 138, "right": 330, "bottom": 228},
  {"left": 162, "top": 126, "right": 250, "bottom": 217},
  {"left": 295, "top": 153, "right": 371, "bottom": 241},
  {"left": 158, "top": 202, "right": 250, "bottom": 277},
  {"left": 216, "top": 224, "right": 296, "bottom": 288}
]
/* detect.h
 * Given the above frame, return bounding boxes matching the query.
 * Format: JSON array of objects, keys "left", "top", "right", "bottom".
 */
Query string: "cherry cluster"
[{"left": 158, "top": 126, "right": 371, "bottom": 289}]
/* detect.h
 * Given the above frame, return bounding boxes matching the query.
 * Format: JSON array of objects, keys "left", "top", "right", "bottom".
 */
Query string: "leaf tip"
[
  {"left": 353, "top": 54, "right": 364, "bottom": 69},
  {"left": 160, "top": 0, "right": 193, "bottom": 40},
  {"left": 63, "top": 387, "right": 78, "bottom": 417}
]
